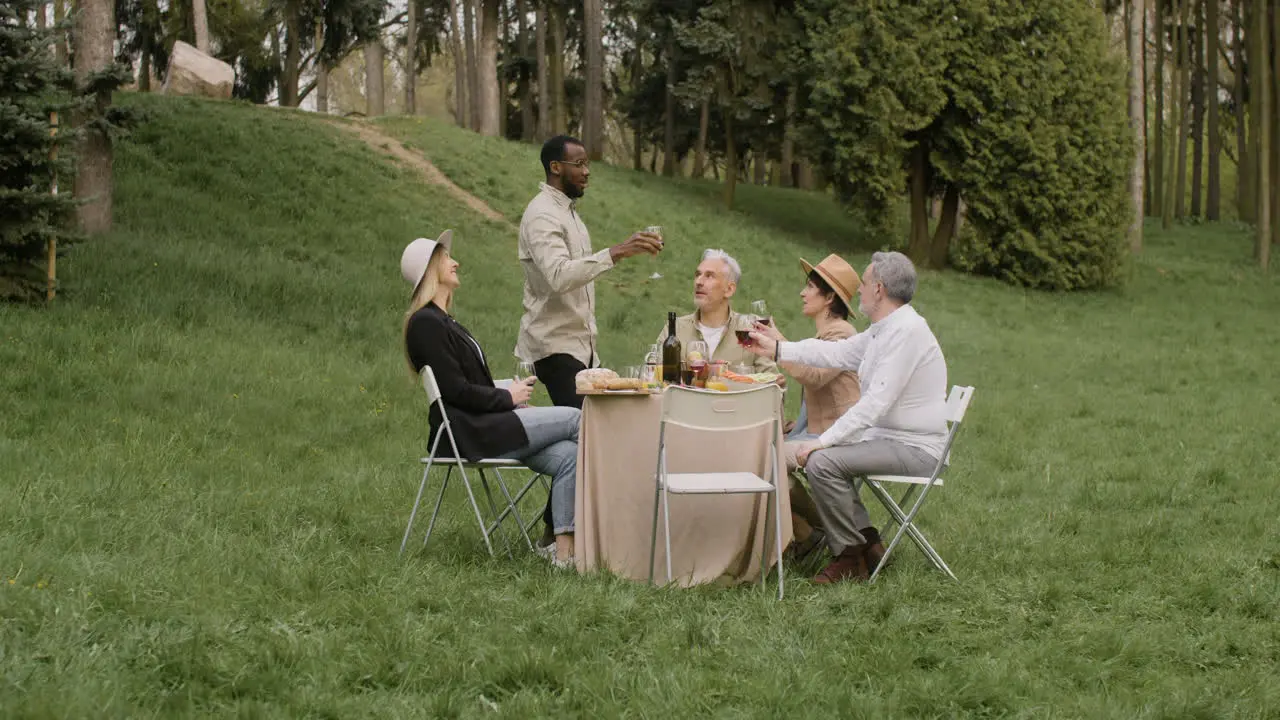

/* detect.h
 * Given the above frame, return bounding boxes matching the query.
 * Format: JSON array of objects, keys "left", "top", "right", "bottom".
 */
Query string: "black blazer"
[{"left": 405, "top": 302, "right": 528, "bottom": 461}]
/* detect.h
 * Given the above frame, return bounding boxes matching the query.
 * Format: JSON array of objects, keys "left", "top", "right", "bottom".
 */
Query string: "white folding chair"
[
  {"left": 864, "top": 384, "right": 975, "bottom": 582},
  {"left": 399, "top": 366, "right": 548, "bottom": 557},
  {"left": 647, "top": 384, "right": 787, "bottom": 599}
]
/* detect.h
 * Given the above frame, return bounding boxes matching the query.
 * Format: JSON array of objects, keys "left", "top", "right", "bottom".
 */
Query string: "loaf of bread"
[
  {"left": 575, "top": 368, "right": 619, "bottom": 392},
  {"left": 604, "top": 377, "right": 643, "bottom": 391}
]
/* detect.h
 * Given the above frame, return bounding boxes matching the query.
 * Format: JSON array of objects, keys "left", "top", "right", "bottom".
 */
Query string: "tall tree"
[
  {"left": 1255, "top": 0, "right": 1270, "bottom": 268},
  {"left": 1129, "top": 0, "right": 1146, "bottom": 251},
  {"left": 53, "top": 0, "right": 66, "bottom": 66},
  {"left": 1, "top": 0, "right": 78, "bottom": 300},
  {"left": 366, "top": 36, "right": 385, "bottom": 115},
  {"left": 73, "top": 0, "right": 115, "bottom": 234},
  {"left": 450, "top": 0, "right": 468, "bottom": 126},
  {"left": 464, "top": 0, "right": 480, "bottom": 129},
  {"left": 693, "top": 98, "right": 709, "bottom": 177},
  {"left": 1189, "top": 0, "right": 1205, "bottom": 217},
  {"left": 192, "top": 0, "right": 209, "bottom": 52},
  {"left": 663, "top": 33, "right": 678, "bottom": 176},
  {"left": 280, "top": 0, "right": 302, "bottom": 106},
  {"left": 315, "top": 21, "right": 329, "bottom": 112},
  {"left": 518, "top": 0, "right": 534, "bottom": 140},
  {"left": 476, "top": 0, "right": 499, "bottom": 135},
  {"left": 583, "top": 0, "right": 604, "bottom": 158},
  {"left": 536, "top": 0, "right": 549, "bottom": 138},
  {"left": 1152, "top": 0, "right": 1165, "bottom": 217},
  {"left": 1205, "top": 0, "right": 1220, "bottom": 219},
  {"left": 1162, "top": 0, "right": 1183, "bottom": 229},
  {"left": 1235, "top": 0, "right": 1251, "bottom": 220},
  {"left": 548, "top": 2, "right": 566, "bottom": 134},
  {"left": 1173, "top": 0, "right": 1192, "bottom": 220},
  {"left": 406, "top": 0, "right": 418, "bottom": 114}
]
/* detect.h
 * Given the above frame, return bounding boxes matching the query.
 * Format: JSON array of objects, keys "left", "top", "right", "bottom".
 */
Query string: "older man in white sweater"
[{"left": 746, "top": 251, "right": 948, "bottom": 585}]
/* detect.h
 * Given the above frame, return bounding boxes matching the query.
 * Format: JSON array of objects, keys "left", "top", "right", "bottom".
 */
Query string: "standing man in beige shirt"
[{"left": 517, "top": 135, "right": 663, "bottom": 408}]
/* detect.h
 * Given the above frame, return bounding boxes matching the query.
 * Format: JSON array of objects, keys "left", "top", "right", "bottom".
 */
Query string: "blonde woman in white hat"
[{"left": 402, "top": 231, "right": 579, "bottom": 567}]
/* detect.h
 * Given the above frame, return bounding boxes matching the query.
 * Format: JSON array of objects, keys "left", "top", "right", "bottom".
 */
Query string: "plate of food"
[{"left": 719, "top": 369, "right": 782, "bottom": 389}]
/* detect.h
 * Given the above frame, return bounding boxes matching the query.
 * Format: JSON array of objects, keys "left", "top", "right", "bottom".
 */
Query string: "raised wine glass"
[{"left": 750, "top": 299, "right": 772, "bottom": 327}]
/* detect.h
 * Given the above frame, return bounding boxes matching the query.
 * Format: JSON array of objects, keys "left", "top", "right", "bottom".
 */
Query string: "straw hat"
[
  {"left": 799, "top": 253, "right": 861, "bottom": 311},
  {"left": 400, "top": 230, "right": 454, "bottom": 289}
]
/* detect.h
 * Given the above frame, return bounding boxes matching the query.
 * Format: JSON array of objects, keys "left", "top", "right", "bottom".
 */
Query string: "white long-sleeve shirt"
[{"left": 779, "top": 304, "right": 949, "bottom": 459}]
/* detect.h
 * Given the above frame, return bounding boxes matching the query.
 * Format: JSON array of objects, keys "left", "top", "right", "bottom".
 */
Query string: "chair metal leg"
[
  {"left": 759, "top": 491, "right": 770, "bottom": 594},
  {"left": 401, "top": 461, "right": 434, "bottom": 556},
  {"left": 868, "top": 479, "right": 955, "bottom": 582},
  {"left": 477, "top": 469, "right": 515, "bottom": 559},
  {"left": 491, "top": 468, "right": 534, "bottom": 550},
  {"left": 773, "top": 488, "right": 785, "bottom": 600},
  {"left": 455, "top": 465, "right": 496, "bottom": 557},
  {"left": 422, "top": 465, "right": 453, "bottom": 549},
  {"left": 662, "top": 488, "right": 674, "bottom": 585},
  {"left": 648, "top": 479, "right": 662, "bottom": 586}
]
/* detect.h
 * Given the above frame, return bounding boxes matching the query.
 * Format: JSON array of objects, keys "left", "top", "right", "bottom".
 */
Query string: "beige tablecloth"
[{"left": 574, "top": 394, "right": 792, "bottom": 587}]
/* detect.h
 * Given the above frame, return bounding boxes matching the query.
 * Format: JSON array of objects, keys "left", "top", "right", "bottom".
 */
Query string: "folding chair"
[
  {"left": 399, "top": 366, "right": 548, "bottom": 557},
  {"left": 864, "top": 384, "right": 975, "bottom": 582},
  {"left": 647, "top": 384, "right": 787, "bottom": 599}
]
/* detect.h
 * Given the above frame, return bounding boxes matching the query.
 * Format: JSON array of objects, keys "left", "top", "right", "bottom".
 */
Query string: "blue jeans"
[{"left": 498, "top": 406, "right": 580, "bottom": 535}]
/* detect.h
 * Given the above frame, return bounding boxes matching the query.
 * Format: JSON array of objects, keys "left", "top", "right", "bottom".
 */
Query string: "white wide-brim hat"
[{"left": 401, "top": 230, "right": 454, "bottom": 290}]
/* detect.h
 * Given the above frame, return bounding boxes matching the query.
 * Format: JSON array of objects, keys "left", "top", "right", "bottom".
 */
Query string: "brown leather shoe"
[
  {"left": 813, "top": 546, "right": 869, "bottom": 585},
  {"left": 864, "top": 542, "right": 888, "bottom": 574}
]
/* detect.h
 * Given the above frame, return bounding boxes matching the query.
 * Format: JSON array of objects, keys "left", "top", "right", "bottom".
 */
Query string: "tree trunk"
[
  {"left": 663, "top": 35, "right": 677, "bottom": 176},
  {"left": 583, "top": 0, "right": 604, "bottom": 159},
  {"left": 1233, "top": 0, "right": 1254, "bottom": 219},
  {"left": 366, "top": 39, "right": 385, "bottom": 116},
  {"left": 1162, "top": 0, "right": 1182, "bottom": 229},
  {"left": 928, "top": 184, "right": 959, "bottom": 268},
  {"left": 73, "top": 0, "right": 114, "bottom": 234},
  {"left": 36, "top": 1, "right": 45, "bottom": 30},
  {"left": 450, "top": 0, "right": 468, "bottom": 126},
  {"left": 1205, "top": 0, "right": 1220, "bottom": 219},
  {"left": 1172, "top": 0, "right": 1192, "bottom": 217},
  {"left": 1243, "top": 0, "right": 1258, "bottom": 221},
  {"left": 1129, "top": 0, "right": 1146, "bottom": 250},
  {"left": 192, "top": 0, "right": 209, "bottom": 53},
  {"left": 464, "top": 0, "right": 481, "bottom": 130},
  {"left": 281, "top": 0, "right": 301, "bottom": 106},
  {"left": 752, "top": 150, "right": 767, "bottom": 184},
  {"left": 1272, "top": 0, "right": 1280, "bottom": 243},
  {"left": 550, "top": 4, "right": 567, "bottom": 134},
  {"left": 53, "top": 0, "right": 68, "bottom": 66},
  {"left": 781, "top": 87, "right": 795, "bottom": 187},
  {"left": 315, "top": 22, "right": 328, "bottom": 113},
  {"left": 536, "top": 2, "right": 549, "bottom": 138},
  {"left": 406, "top": 0, "right": 418, "bottom": 115},
  {"left": 723, "top": 113, "right": 737, "bottom": 209},
  {"left": 907, "top": 142, "right": 931, "bottom": 266},
  {"left": 1256, "top": 0, "right": 1270, "bottom": 269},
  {"left": 519, "top": 0, "right": 534, "bottom": 141},
  {"left": 693, "top": 99, "right": 709, "bottom": 178},
  {"left": 139, "top": 48, "right": 151, "bottom": 91},
  {"left": 477, "top": 0, "right": 500, "bottom": 136},
  {"left": 499, "top": 0, "right": 509, "bottom": 138},
  {"left": 1189, "top": 0, "right": 1204, "bottom": 217},
  {"left": 1153, "top": 0, "right": 1165, "bottom": 217}
]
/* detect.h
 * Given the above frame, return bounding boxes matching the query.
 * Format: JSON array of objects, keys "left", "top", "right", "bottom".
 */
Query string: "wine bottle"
[{"left": 661, "top": 312, "right": 682, "bottom": 384}]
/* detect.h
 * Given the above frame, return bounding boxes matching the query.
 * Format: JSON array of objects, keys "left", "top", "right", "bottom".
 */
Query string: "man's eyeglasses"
[{"left": 556, "top": 159, "right": 590, "bottom": 170}]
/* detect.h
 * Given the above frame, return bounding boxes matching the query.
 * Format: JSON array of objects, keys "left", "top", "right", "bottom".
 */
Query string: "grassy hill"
[{"left": 1, "top": 93, "right": 1278, "bottom": 717}]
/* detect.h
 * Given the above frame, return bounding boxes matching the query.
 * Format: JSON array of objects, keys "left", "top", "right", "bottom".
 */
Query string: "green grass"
[{"left": 3, "top": 95, "right": 1280, "bottom": 717}]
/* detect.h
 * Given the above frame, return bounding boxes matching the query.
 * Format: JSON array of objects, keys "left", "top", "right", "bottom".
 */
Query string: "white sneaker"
[
  {"left": 552, "top": 555, "right": 575, "bottom": 570},
  {"left": 534, "top": 543, "right": 555, "bottom": 560}
]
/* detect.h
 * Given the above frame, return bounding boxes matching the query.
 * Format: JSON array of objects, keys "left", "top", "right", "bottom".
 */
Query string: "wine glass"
[
  {"left": 686, "top": 340, "right": 709, "bottom": 387},
  {"left": 645, "top": 225, "right": 664, "bottom": 247},
  {"left": 515, "top": 360, "right": 535, "bottom": 382},
  {"left": 750, "top": 299, "right": 772, "bottom": 327}
]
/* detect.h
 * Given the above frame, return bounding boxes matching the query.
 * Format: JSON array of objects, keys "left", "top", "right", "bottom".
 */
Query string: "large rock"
[{"left": 162, "top": 41, "right": 234, "bottom": 100}]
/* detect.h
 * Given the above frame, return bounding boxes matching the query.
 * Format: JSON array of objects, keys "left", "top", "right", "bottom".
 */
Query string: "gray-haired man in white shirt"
[{"left": 746, "top": 251, "right": 948, "bottom": 585}]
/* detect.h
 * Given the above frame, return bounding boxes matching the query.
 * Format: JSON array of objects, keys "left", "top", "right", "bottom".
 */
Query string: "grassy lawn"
[{"left": 2, "top": 95, "right": 1279, "bottom": 717}]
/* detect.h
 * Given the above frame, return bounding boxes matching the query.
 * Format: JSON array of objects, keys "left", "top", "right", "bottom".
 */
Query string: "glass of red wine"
[{"left": 750, "top": 300, "right": 772, "bottom": 327}]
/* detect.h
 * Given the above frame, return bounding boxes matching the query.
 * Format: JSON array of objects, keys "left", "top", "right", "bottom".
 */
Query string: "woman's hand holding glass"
[{"left": 508, "top": 376, "right": 536, "bottom": 406}]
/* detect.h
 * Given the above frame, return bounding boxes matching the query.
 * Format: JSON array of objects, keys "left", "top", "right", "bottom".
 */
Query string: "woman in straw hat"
[
  {"left": 752, "top": 254, "right": 863, "bottom": 563},
  {"left": 402, "top": 231, "right": 579, "bottom": 567}
]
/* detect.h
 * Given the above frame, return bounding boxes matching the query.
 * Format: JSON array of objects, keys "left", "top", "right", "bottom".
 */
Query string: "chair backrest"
[
  {"left": 661, "top": 384, "right": 782, "bottom": 433},
  {"left": 944, "top": 385, "right": 975, "bottom": 424},
  {"left": 420, "top": 365, "right": 444, "bottom": 407}
]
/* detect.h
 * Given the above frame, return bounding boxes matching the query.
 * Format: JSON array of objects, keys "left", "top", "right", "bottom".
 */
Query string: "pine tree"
[{"left": 1, "top": 0, "right": 79, "bottom": 301}]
